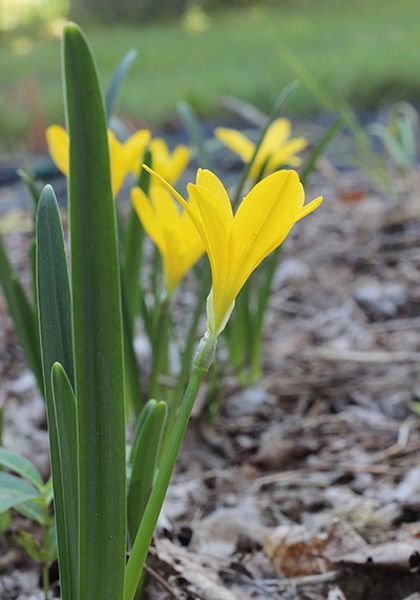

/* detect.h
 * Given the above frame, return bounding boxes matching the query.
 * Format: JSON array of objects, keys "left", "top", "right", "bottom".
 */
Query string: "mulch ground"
[{"left": 0, "top": 147, "right": 419, "bottom": 600}]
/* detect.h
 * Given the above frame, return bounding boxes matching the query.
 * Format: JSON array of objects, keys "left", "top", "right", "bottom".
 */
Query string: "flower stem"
[{"left": 124, "top": 332, "right": 217, "bottom": 600}]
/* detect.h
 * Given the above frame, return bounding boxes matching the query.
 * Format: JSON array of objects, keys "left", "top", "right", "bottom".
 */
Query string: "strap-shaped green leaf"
[
  {"left": 0, "top": 472, "right": 41, "bottom": 513},
  {"left": 51, "top": 362, "right": 78, "bottom": 600},
  {"left": 0, "top": 447, "right": 43, "bottom": 489},
  {"left": 15, "top": 499, "right": 46, "bottom": 525},
  {"left": 63, "top": 23, "right": 126, "bottom": 600},
  {"left": 36, "top": 184, "right": 76, "bottom": 600},
  {"left": 105, "top": 49, "right": 138, "bottom": 123},
  {"left": 177, "top": 101, "right": 215, "bottom": 170},
  {"left": 128, "top": 400, "right": 167, "bottom": 543},
  {"left": 0, "top": 233, "right": 44, "bottom": 394}
]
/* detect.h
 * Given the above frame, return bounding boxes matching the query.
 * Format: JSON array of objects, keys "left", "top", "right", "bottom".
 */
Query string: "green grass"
[{"left": 1, "top": 0, "right": 420, "bottom": 149}]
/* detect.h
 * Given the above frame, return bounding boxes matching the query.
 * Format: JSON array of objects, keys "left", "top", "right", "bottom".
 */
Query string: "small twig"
[
  {"left": 260, "top": 570, "right": 340, "bottom": 588},
  {"left": 143, "top": 563, "right": 183, "bottom": 600}
]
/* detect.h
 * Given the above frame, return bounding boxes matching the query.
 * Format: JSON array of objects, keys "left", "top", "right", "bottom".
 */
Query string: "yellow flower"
[
  {"left": 131, "top": 183, "right": 204, "bottom": 296},
  {"left": 143, "top": 166, "right": 322, "bottom": 336},
  {"left": 142, "top": 137, "right": 190, "bottom": 185},
  {"left": 215, "top": 118, "right": 307, "bottom": 180},
  {"left": 46, "top": 125, "right": 150, "bottom": 197}
]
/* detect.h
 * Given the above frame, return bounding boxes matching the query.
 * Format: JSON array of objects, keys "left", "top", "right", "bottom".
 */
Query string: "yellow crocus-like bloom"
[
  {"left": 143, "top": 166, "right": 322, "bottom": 336},
  {"left": 137, "top": 137, "right": 190, "bottom": 185},
  {"left": 132, "top": 184, "right": 204, "bottom": 296},
  {"left": 46, "top": 125, "right": 150, "bottom": 197},
  {"left": 215, "top": 118, "right": 307, "bottom": 180}
]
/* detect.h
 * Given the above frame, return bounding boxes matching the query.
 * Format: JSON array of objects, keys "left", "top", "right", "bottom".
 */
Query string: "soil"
[{"left": 0, "top": 128, "right": 419, "bottom": 600}]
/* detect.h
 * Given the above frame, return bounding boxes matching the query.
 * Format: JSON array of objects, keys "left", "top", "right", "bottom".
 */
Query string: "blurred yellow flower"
[
  {"left": 143, "top": 138, "right": 190, "bottom": 185},
  {"left": 144, "top": 166, "right": 322, "bottom": 336},
  {"left": 132, "top": 184, "right": 204, "bottom": 296},
  {"left": 215, "top": 118, "right": 307, "bottom": 180},
  {"left": 46, "top": 125, "right": 150, "bottom": 197}
]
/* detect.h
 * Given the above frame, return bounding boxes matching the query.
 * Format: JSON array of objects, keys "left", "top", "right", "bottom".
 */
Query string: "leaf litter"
[{"left": 0, "top": 159, "right": 420, "bottom": 599}]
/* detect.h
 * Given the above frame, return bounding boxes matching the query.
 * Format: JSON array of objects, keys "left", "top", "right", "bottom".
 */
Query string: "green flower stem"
[
  {"left": 124, "top": 332, "right": 217, "bottom": 600},
  {"left": 148, "top": 295, "right": 170, "bottom": 401},
  {"left": 161, "top": 281, "right": 208, "bottom": 460},
  {"left": 248, "top": 245, "right": 281, "bottom": 383}
]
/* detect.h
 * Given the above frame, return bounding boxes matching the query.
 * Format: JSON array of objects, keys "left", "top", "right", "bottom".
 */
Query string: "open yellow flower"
[
  {"left": 131, "top": 183, "right": 204, "bottom": 296},
  {"left": 143, "top": 166, "right": 322, "bottom": 336},
  {"left": 215, "top": 118, "right": 307, "bottom": 180},
  {"left": 136, "top": 137, "right": 190, "bottom": 185},
  {"left": 46, "top": 125, "right": 150, "bottom": 197}
]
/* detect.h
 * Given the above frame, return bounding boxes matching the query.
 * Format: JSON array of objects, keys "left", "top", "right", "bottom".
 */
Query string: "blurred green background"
[{"left": 1, "top": 0, "right": 419, "bottom": 151}]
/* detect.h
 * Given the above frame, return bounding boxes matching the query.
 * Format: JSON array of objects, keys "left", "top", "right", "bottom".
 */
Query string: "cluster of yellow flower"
[{"left": 46, "top": 119, "right": 321, "bottom": 337}]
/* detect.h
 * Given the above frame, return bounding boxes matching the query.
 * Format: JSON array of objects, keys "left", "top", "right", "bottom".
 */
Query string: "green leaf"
[
  {"left": 50, "top": 362, "right": 78, "bottom": 597},
  {"left": 105, "top": 49, "right": 137, "bottom": 123},
  {"left": 121, "top": 286, "right": 143, "bottom": 417},
  {"left": 0, "top": 233, "right": 44, "bottom": 395},
  {"left": 48, "top": 524, "right": 58, "bottom": 561},
  {"left": 300, "top": 117, "right": 344, "bottom": 186},
  {"left": 128, "top": 400, "right": 167, "bottom": 549},
  {"left": 0, "top": 472, "right": 41, "bottom": 513},
  {"left": 15, "top": 499, "right": 46, "bottom": 525},
  {"left": 17, "top": 169, "right": 42, "bottom": 211},
  {"left": 177, "top": 101, "right": 215, "bottom": 170},
  {"left": 0, "top": 447, "right": 43, "bottom": 489},
  {"left": 64, "top": 22, "right": 126, "bottom": 600},
  {"left": 0, "top": 509, "right": 11, "bottom": 532},
  {"left": 36, "top": 184, "right": 76, "bottom": 600},
  {"left": 15, "top": 529, "right": 46, "bottom": 563}
]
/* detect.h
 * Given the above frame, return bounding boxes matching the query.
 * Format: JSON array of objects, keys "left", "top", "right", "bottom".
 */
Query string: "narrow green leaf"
[
  {"left": 280, "top": 47, "right": 390, "bottom": 186},
  {"left": 0, "top": 233, "right": 44, "bottom": 394},
  {"left": 177, "top": 101, "right": 215, "bottom": 170},
  {"left": 48, "top": 524, "right": 58, "bottom": 561},
  {"left": 300, "top": 117, "right": 344, "bottom": 186},
  {"left": 15, "top": 529, "right": 47, "bottom": 563},
  {"left": 64, "top": 22, "right": 126, "bottom": 600},
  {"left": 36, "top": 184, "right": 76, "bottom": 600},
  {"left": 15, "top": 499, "right": 46, "bottom": 525},
  {"left": 51, "top": 362, "right": 78, "bottom": 599},
  {"left": 17, "top": 169, "right": 42, "bottom": 211},
  {"left": 0, "top": 447, "right": 43, "bottom": 489},
  {"left": 0, "top": 472, "right": 41, "bottom": 513},
  {"left": 105, "top": 49, "right": 138, "bottom": 123},
  {"left": 128, "top": 401, "right": 166, "bottom": 543},
  {"left": 121, "top": 286, "right": 143, "bottom": 417}
]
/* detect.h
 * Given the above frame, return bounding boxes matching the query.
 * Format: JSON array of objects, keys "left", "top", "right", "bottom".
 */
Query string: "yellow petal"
[
  {"left": 295, "top": 195, "right": 323, "bottom": 221},
  {"left": 228, "top": 170, "right": 303, "bottom": 301},
  {"left": 187, "top": 183, "right": 232, "bottom": 317},
  {"left": 131, "top": 187, "right": 166, "bottom": 256},
  {"left": 46, "top": 125, "right": 69, "bottom": 176},
  {"left": 149, "top": 138, "right": 190, "bottom": 184},
  {"left": 214, "top": 127, "right": 255, "bottom": 163},
  {"left": 195, "top": 169, "right": 233, "bottom": 220},
  {"left": 124, "top": 130, "right": 151, "bottom": 173},
  {"left": 108, "top": 130, "right": 126, "bottom": 196},
  {"left": 263, "top": 118, "right": 291, "bottom": 150},
  {"left": 167, "top": 145, "right": 190, "bottom": 184}
]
